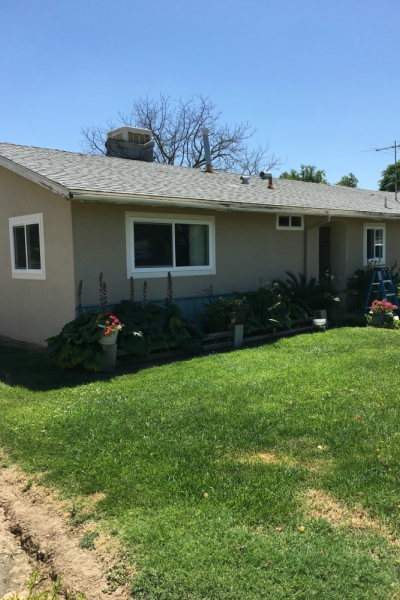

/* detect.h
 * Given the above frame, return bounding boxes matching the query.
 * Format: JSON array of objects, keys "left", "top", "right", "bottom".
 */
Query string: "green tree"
[
  {"left": 378, "top": 161, "right": 400, "bottom": 192},
  {"left": 279, "top": 164, "right": 328, "bottom": 184},
  {"left": 335, "top": 173, "right": 358, "bottom": 187}
]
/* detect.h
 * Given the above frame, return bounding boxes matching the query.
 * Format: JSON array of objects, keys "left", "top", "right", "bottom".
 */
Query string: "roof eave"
[
  {"left": 0, "top": 155, "right": 70, "bottom": 199},
  {"left": 69, "top": 190, "right": 400, "bottom": 220}
]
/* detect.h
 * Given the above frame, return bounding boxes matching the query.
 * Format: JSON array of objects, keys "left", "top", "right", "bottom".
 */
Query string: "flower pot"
[
  {"left": 371, "top": 313, "right": 392, "bottom": 326},
  {"left": 98, "top": 325, "right": 119, "bottom": 345},
  {"left": 230, "top": 306, "right": 248, "bottom": 325},
  {"left": 313, "top": 318, "right": 326, "bottom": 332}
]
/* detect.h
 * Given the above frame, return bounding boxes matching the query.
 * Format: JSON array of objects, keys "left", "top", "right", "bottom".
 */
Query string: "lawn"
[{"left": 1, "top": 328, "right": 400, "bottom": 599}]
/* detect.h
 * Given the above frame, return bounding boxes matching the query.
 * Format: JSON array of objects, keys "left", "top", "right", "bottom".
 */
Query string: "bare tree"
[{"left": 81, "top": 94, "right": 283, "bottom": 175}]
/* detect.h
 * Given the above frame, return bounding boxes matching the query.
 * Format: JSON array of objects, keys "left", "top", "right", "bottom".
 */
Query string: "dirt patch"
[
  {"left": 303, "top": 488, "right": 399, "bottom": 544},
  {"left": 235, "top": 450, "right": 296, "bottom": 466},
  {"left": 0, "top": 467, "right": 130, "bottom": 600}
]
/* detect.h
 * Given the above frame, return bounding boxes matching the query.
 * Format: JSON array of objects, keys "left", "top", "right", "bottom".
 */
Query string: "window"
[
  {"left": 364, "top": 224, "right": 386, "bottom": 264},
  {"left": 276, "top": 214, "right": 304, "bottom": 230},
  {"left": 9, "top": 214, "right": 45, "bottom": 279},
  {"left": 125, "top": 212, "right": 215, "bottom": 278}
]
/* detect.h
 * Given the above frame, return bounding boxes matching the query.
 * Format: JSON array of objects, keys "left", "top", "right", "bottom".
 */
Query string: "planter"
[
  {"left": 230, "top": 306, "right": 248, "bottom": 325},
  {"left": 98, "top": 325, "right": 119, "bottom": 345},
  {"left": 313, "top": 318, "right": 326, "bottom": 332},
  {"left": 371, "top": 313, "right": 392, "bottom": 326}
]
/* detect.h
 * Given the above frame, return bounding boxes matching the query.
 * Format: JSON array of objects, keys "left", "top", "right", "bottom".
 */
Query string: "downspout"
[{"left": 304, "top": 215, "right": 331, "bottom": 279}]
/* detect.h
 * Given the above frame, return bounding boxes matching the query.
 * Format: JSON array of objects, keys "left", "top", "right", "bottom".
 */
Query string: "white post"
[
  {"left": 102, "top": 344, "right": 117, "bottom": 372},
  {"left": 233, "top": 324, "right": 244, "bottom": 349}
]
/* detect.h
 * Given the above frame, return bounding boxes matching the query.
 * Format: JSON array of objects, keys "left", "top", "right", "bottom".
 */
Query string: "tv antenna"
[{"left": 374, "top": 141, "right": 400, "bottom": 203}]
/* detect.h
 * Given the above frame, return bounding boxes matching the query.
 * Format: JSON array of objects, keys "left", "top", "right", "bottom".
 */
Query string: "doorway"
[{"left": 319, "top": 227, "right": 331, "bottom": 281}]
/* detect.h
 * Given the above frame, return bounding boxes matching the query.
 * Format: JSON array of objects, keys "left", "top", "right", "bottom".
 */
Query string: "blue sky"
[{"left": 1, "top": 0, "right": 399, "bottom": 190}]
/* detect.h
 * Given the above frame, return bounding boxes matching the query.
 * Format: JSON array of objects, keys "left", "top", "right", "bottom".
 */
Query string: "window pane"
[
  {"left": 278, "top": 216, "right": 290, "bottom": 227},
  {"left": 26, "top": 223, "right": 41, "bottom": 269},
  {"left": 291, "top": 216, "right": 302, "bottom": 227},
  {"left": 134, "top": 223, "right": 173, "bottom": 267},
  {"left": 367, "top": 229, "right": 375, "bottom": 260},
  {"left": 175, "top": 224, "right": 209, "bottom": 267},
  {"left": 13, "top": 226, "right": 27, "bottom": 269}
]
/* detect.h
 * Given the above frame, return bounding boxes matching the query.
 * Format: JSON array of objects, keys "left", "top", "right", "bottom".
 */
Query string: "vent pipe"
[
  {"left": 202, "top": 129, "right": 213, "bottom": 173},
  {"left": 240, "top": 175, "right": 250, "bottom": 184},
  {"left": 259, "top": 171, "right": 274, "bottom": 189}
]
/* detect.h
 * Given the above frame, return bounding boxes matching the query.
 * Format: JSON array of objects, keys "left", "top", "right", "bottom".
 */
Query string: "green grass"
[{"left": 1, "top": 329, "right": 400, "bottom": 598}]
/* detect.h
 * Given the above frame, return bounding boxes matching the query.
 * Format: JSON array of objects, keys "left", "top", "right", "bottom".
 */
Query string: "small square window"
[{"left": 276, "top": 214, "right": 303, "bottom": 230}]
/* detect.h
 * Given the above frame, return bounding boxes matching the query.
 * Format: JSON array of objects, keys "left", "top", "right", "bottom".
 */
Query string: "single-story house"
[{"left": 1, "top": 127, "right": 400, "bottom": 346}]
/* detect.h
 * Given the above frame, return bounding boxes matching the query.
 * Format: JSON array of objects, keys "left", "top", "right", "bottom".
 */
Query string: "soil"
[{"left": 0, "top": 467, "right": 129, "bottom": 600}]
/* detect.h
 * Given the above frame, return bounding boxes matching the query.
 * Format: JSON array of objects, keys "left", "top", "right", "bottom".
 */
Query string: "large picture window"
[
  {"left": 364, "top": 224, "right": 386, "bottom": 265},
  {"left": 125, "top": 212, "right": 215, "bottom": 278},
  {"left": 9, "top": 214, "right": 45, "bottom": 279}
]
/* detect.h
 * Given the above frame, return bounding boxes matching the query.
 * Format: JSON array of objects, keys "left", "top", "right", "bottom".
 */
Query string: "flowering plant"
[
  {"left": 99, "top": 312, "right": 125, "bottom": 336},
  {"left": 369, "top": 300, "right": 398, "bottom": 315}
]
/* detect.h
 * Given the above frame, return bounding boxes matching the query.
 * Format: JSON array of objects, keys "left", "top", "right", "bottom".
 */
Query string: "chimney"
[
  {"left": 259, "top": 171, "right": 274, "bottom": 189},
  {"left": 106, "top": 126, "right": 155, "bottom": 162},
  {"left": 202, "top": 129, "right": 213, "bottom": 173}
]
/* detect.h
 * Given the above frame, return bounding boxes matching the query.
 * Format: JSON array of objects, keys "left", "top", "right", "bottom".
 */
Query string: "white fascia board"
[
  {"left": 69, "top": 190, "right": 400, "bottom": 220},
  {"left": 0, "top": 155, "right": 70, "bottom": 199}
]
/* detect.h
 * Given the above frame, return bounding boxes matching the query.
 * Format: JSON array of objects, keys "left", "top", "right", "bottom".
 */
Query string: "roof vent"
[
  {"left": 259, "top": 171, "right": 274, "bottom": 189},
  {"left": 240, "top": 175, "right": 250, "bottom": 184},
  {"left": 106, "top": 126, "right": 155, "bottom": 162}
]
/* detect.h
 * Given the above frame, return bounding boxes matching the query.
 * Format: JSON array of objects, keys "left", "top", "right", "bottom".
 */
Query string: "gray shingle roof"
[{"left": 0, "top": 141, "right": 399, "bottom": 217}]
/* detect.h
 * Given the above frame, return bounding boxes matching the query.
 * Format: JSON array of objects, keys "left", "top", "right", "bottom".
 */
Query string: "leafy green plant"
[
  {"left": 275, "top": 271, "right": 340, "bottom": 318},
  {"left": 115, "top": 301, "right": 203, "bottom": 358},
  {"left": 45, "top": 310, "right": 105, "bottom": 371}
]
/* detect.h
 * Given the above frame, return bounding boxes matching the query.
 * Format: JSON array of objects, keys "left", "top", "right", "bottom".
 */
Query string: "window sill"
[
  {"left": 11, "top": 270, "right": 46, "bottom": 280},
  {"left": 130, "top": 266, "right": 216, "bottom": 279}
]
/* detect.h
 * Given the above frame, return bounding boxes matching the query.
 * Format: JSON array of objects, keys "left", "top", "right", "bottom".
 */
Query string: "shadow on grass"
[{"left": 0, "top": 344, "right": 200, "bottom": 391}]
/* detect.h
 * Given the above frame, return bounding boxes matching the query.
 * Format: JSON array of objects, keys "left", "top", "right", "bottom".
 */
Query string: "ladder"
[{"left": 363, "top": 266, "right": 400, "bottom": 314}]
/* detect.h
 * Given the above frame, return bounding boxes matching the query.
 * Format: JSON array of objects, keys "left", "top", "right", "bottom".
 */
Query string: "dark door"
[{"left": 319, "top": 227, "right": 331, "bottom": 281}]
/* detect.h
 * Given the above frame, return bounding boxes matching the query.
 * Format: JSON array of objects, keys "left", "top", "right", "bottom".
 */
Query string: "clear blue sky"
[{"left": 2, "top": 0, "right": 399, "bottom": 190}]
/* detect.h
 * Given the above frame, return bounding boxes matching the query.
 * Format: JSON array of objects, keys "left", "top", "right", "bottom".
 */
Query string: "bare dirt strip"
[{"left": 0, "top": 466, "right": 129, "bottom": 600}]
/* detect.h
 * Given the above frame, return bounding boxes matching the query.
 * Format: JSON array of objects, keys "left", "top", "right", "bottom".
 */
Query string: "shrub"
[
  {"left": 114, "top": 301, "right": 204, "bottom": 359},
  {"left": 46, "top": 311, "right": 105, "bottom": 371}
]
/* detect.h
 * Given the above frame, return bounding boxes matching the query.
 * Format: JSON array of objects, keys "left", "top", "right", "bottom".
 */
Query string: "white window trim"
[
  {"left": 364, "top": 223, "right": 386, "bottom": 266},
  {"left": 125, "top": 211, "right": 216, "bottom": 278},
  {"left": 9, "top": 213, "right": 46, "bottom": 280},
  {"left": 276, "top": 213, "right": 304, "bottom": 230}
]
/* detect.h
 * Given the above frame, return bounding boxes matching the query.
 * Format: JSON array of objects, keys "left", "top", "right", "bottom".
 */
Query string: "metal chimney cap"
[{"left": 202, "top": 128, "right": 209, "bottom": 135}]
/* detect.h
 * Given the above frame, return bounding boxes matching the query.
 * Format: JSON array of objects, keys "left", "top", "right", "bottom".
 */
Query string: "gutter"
[
  {"left": 304, "top": 216, "right": 331, "bottom": 279},
  {"left": 69, "top": 190, "right": 400, "bottom": 221}
]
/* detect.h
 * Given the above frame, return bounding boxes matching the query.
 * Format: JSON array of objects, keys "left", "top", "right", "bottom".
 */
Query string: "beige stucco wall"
[
  {"left": 0, "top": 167, "right": 75, "bottom": 346},
  {"left": 71, "top": 203, "right": 400, "bottom": 310},
  {"left": 71, "top": 202, "right": 307, "bottom": 305}
]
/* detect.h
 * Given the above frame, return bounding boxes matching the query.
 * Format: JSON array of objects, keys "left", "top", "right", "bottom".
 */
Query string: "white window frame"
[
  {"left": 276, "top": 214, "right": 304, "bottom": 230},
  {"left": 364, "top": 223, "right": 386, "bottom": 265},
  {"left": 125, "top": 211, "right": 216, "bottom": 278},
  {"left": 9, "top": 213, "right": 46, "bottom": 280}
]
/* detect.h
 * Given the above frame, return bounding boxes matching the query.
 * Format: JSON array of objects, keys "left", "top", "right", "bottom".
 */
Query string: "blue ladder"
[{"left": 363, "top": 266, "right": 400, "bottom": 314}]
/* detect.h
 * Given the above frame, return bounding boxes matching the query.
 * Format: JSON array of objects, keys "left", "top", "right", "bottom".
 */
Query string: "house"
[{"left": 1, "top": 127, "right": 400, "bottom": 346}]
